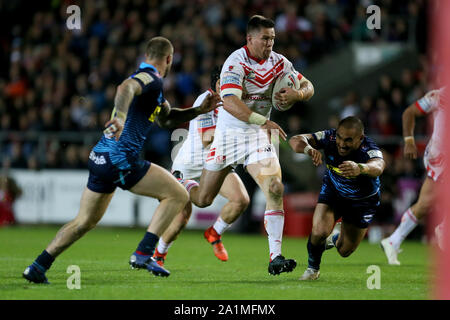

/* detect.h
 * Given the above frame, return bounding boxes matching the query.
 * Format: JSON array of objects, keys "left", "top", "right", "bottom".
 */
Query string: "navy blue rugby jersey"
[
  {"left": 312, "top": 129, "right": 383, "bottom": 200},
  {"left": 93, "top": 62, "right": 165, "bottom": 170}
]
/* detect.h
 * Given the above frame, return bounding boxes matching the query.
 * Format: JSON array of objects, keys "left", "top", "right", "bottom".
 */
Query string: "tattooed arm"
[
  {"left": 156, "top": 93, "right": 221, "bottom": 128},
  {"left": 103, "top": 79, "right": 142, "bottom": 140}
]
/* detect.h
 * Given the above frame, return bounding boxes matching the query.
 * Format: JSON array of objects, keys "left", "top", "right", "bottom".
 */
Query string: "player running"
[
  {"left": 289, "top": 116, "right": 385, "bottom": 280},
  {"left": 177, "top": 15, "right": 314, "bottom": 275},
  {"left": 149, "top": 67, "right": 250, "bottom": 266},
  {"left": 381, "top": 88, "right": 446, "bottom": 264},
  {"left": 22, "top": 37, "right": 220, "bottom": 283}
]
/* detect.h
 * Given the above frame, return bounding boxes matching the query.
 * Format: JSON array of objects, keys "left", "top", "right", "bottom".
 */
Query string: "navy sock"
[
  {"left": 307, "top": 235, "right": 325, "bottom": 270},
  {"left": 35, "top": 250, "right": 55, "bottom": 271},
  {"left": 136, "top": 232, "right": 159, "bottom": 255}
]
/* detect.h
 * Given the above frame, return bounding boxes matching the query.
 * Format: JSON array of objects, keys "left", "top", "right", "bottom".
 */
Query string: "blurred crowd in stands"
[{"left": 0, "top": 0, "right": 430, "bottom": 231}]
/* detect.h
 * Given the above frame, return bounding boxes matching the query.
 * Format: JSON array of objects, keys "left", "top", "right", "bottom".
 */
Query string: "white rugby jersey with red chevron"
[
  {"left": 172, "top": 89, "right": 219, "bottom": 175},
  {"left": 415, "top": 88, "right": 446, "bottom": 181},
  {"left": 218, "top": 45, "right": 302, "bottom": 129}
]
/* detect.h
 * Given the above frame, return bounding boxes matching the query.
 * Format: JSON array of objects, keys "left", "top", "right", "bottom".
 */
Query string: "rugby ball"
[{"left": 272, "top": 70, "right": 301, "bottom": 111}]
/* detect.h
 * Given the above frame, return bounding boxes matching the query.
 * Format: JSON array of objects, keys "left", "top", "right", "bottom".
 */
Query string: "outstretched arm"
[
  {"left": 289, "top": 134, "right": 322, "bottom": 166},
  {"left": 156, "top": 93, "right": 222, "bottom": 128},
  {"left": 338, "top": 158, "right": 385, "bottom": 179}
]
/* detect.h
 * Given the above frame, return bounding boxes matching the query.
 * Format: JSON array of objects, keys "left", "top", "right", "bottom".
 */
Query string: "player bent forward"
[
  {"left": 23, "top": 37, "right": 220, "bottom": 283},
  {"left": 289, "top": 116, "right": 385, "bottom": 280}
]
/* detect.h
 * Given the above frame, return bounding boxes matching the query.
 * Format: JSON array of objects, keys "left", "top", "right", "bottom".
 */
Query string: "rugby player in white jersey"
[
  {"left": 177, "top": 15, "right": 315, "bottom": 275},
  {"left": 381, "top": 88, "right": 446, "bottom": 264},
  {"left": 152, "top": 68, "right": 250, "bottom": 265}
]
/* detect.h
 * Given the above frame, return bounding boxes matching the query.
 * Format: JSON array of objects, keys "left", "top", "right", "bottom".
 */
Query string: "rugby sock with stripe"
[
  {"left": 136, "top": 232, "right": 159, "bottom": 256},
  {"left": 213, "top": 217, "right": 231, "bottom": 235},
  {"left": 264, "top": 210, "right": 284, "bottom": 261},
  {"left": 389, "top": 208, "right": 418, "bottom": 251},
  {"left": 307, "top": 235, "right": 325, "bottom": 270},
  {"left": 35, "top": 250, "right": 55, "bottom": 271}
]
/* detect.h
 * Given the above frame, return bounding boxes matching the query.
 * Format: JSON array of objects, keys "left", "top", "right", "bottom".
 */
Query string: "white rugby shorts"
[
  {"left": 204, "top": 127, "right": 279, "bottom": 171},
  {"left": 423, "top": 145, "right": 444, "bottom": 182}
]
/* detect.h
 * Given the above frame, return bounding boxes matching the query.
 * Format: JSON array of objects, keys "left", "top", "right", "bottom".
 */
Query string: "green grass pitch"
[{"left": 0, "top": 225, "right": 429, "bottom": 300}]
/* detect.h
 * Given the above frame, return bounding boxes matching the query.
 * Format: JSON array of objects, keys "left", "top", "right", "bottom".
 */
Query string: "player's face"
[
  {"left": 336, "top": 127, "right": 364, "bottom": 156},
  {"left": 248, "top": 28, "right": 275, "bottom": 60}
]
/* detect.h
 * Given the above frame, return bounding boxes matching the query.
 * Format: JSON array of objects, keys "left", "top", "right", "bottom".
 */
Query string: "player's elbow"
[{"left": 304, "top": 82, "right": 314, "bottom": 101}]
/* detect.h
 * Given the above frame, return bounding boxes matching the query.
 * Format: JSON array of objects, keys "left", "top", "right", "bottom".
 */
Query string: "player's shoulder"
[
  {"left": 225, "top": 47, "right": 247, "bottom": 64},
  {"left": 313, "top": 128, "right": 335, "bottom": 143},
  {"left": 130, "top": 63, "right": 162, "bottom": 87},
  {"left": 360, "top": 136, "right": 383, "bottom": 158}
]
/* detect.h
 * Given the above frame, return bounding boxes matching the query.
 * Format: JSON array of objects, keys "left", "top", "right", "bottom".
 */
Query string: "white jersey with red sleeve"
[
  {"left": 415, "top": 88, "right": 445, "bottom": 181},
  {"left": 218, "top": 45, "right": 303, "bottom": 130},
  {"left": 171, "top": 89, "right": 219, "bottom": 179}
]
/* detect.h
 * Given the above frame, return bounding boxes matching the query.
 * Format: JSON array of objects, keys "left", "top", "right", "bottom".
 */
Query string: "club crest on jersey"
[
  {"left": 228, "top": 65, "right": 234, "bottom": 71},
  {"left": 246, "top": 70, "right": 256, "bottom": 80}
]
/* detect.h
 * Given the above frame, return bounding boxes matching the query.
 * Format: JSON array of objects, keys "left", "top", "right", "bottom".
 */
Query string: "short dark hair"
[
  {"left": 145, "top": 36, "right": 173, "bottom": 59},
  {"left": 210, "top": 65, "right": 222, "bottom": 92},
  {"left": 338, "top": 116, "right": 364, "bottom": 134},
  {"left": 247, "top": 15, "right": 275, "bottom": 35}
]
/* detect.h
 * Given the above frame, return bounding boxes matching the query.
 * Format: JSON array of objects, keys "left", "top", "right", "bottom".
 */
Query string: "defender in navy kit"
[
  {"left": 23, "top": 37, "right": 220, "bottom": 284},
  {"left": 289, "top": 116, "right": 385, "bottom": 280}
]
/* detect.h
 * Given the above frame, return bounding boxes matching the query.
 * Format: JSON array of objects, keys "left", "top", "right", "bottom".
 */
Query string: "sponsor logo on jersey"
[
  {"left": 242, "top": 94, "right": 271, "bottom": 101},
  {"left": 326, "top": 164, "right": 356, "bottom": 179},
  {"left": 199, "top": 117, "right": 214, "bottom": 128},
  {"left": 367, "top": 150, "right": 383, "bottom": 159},
  {"left": 222, "top": 72, "right": 241, "bottom": 85},
  {"left": 89, "top": 151, "right": 107, "bottom": 165},
  {"left": 133, "top": 72, "right": 153, "bottom": 85},
  {"left": 314, "top": 131, "right": 326, "bottom": 141}
]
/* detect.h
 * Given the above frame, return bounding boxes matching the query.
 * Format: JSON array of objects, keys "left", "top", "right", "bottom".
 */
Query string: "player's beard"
[{"left": 262, "top": 48, "right": 272, "bottom": 60}]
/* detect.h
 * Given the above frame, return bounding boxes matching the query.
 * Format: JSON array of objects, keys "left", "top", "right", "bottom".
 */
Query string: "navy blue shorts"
[
  {"left": 318, "top": 176, "right": 380, "bottom": 229},
  {"left": 87, "top": 150, "right": 151, "bottom": 194}
]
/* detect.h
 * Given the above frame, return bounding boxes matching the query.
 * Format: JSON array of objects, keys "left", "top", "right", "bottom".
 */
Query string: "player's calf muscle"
[{"left": 268, "top": 178, "right": 283, "bottom": 197}]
